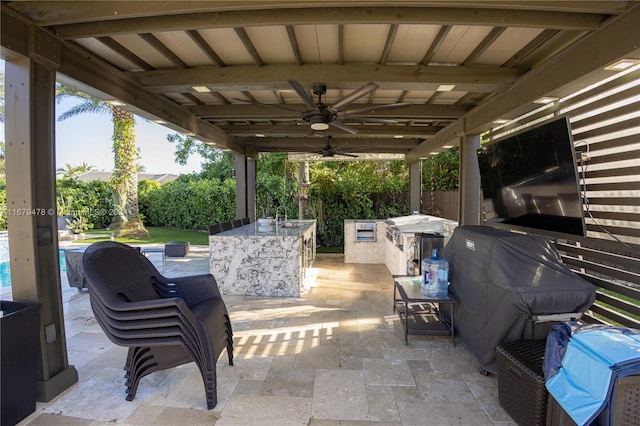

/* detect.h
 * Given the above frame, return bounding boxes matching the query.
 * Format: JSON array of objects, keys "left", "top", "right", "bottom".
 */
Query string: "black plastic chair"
[
  {"left": 207, "top": 223, "right": 222, "bottom": 235},
  {"left": 82, "top": 241, "right": 233, "bottom": 409}
]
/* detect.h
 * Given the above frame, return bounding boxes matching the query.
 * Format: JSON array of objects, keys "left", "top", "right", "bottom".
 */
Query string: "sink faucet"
[{"left": 275, "top": 205, "right": 287, "bottom": 223}]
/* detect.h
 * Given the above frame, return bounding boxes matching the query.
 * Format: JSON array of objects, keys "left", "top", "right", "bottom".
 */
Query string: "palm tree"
[
  {"left": 56, "top": 85, "right": 149, "bottom": 238},
  {"left": 56, "top": 162, "right": 95, "bottom": 179}
]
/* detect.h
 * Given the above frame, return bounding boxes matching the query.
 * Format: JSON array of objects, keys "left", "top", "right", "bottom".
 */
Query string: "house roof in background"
[{"left": 74, "top": 171, "right": 179, "bottom": 184}]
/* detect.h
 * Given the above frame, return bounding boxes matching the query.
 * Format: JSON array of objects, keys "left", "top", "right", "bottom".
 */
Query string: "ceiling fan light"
[{"left": 311, "top": 122, "right": 330, "bottom": 131}]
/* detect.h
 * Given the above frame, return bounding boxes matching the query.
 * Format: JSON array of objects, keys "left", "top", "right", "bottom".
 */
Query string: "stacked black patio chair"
[
  {"left": 207, "top": 223, "right": 223, "bottom": 235},
  {"left": 82, "top": 241, "right": 233, "bottom": 409}
]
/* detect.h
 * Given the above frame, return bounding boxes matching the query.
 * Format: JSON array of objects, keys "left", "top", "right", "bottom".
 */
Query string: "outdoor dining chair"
[
  {"left": 82, "top": 241, "right": 233, "bottom": 409},
  {"left": 207, "top": 223, "right": 223, "bottom": 235}
]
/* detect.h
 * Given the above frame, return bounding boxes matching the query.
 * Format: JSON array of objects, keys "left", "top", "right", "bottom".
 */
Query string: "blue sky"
[
  {"left": 2, "top": 60, "right": 204, "bottom": 175},
  {"left": 54, "top": 97, "right": 204, "bottom": 175}
]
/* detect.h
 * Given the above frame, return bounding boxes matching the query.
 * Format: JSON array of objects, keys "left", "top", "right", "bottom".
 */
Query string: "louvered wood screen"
[{"left": 483, "top": 66, "right": 640, "bottom": 328}]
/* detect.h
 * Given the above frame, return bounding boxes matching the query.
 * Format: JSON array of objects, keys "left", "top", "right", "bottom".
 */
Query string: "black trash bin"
[{"left": 1, "top": 300, "right": 41, "bottom": 426}]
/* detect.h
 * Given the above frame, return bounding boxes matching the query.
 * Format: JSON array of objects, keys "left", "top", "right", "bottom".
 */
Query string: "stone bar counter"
[{"left": 209, "top": 220, "right": 316, "bottom": 296}]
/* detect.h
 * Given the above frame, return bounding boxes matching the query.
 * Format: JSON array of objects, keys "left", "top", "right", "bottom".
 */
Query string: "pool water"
[{"left": 0, "top": 249, "right": 67, "bottom": 287}]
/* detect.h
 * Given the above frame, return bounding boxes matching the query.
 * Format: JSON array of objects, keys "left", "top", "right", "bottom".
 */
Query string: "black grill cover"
[{"left": 441, "top": 226, "right": 595, "bottom": 374}]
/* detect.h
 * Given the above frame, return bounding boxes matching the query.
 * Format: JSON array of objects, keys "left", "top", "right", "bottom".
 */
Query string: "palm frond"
[{"left": 57, "top": 100, "right": 111, "bottom": 121}]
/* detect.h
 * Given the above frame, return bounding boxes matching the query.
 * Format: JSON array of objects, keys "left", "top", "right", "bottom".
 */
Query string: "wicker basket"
[{"left": 496, "top": 340, "right": 548, "bottom": 426}]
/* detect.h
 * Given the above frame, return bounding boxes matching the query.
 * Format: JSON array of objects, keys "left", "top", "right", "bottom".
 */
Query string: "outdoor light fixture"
[
  {"left": 152, "top": 119, "right": 167, "bottom": 124},
  {"left": 394, "top": 135, "right": 404, "bottom": 139},
  {"left": 533, "top": 96, "right": 559, "bottom": 104},
  {"left": 436, "top": 84, "right": 456, "bottom": 92},
  {"left": 105, "top": 99, "right": 126, "bottom": 106},
  {"left": 443, "top": 145, "right": 454, "bottom": 149},
  {"left": 310, "top": 122, "right": 330, "bottom": 131},
  {"left": 604, "top": 59, "right": 640, "bottom": 71},
  {"left": 493, "top": 119, "right": 510, "bottom": 124},
  {"left": 192, "top": 85, "right": 211, "bottom": 92},
  {"left": 255, "top": 133, "right": 266, "bottom": 137}
]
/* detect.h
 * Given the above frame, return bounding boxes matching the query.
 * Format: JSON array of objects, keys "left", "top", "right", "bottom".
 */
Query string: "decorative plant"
[
  {"left": 66, "top": 215, "right": 93, "bottom": 234},
  {"left": 56, "top": 194, "right": 73, "bottom": 216}
]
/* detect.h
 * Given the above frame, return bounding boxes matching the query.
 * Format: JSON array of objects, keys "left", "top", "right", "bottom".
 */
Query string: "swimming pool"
[{"left": 0, "top": 249, "right": 67, "bottom": 287}]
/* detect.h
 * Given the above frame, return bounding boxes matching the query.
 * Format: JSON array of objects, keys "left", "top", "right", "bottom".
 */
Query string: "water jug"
[{"left": 421, "top": 248, "right": 449, "bottom": 298}]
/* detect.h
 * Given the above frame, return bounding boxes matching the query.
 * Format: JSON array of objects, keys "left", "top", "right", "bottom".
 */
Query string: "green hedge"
[
  {"left": 140, "top": 177, "right": 236, "bottom": 230},
  {"left": 307, "top": 161, "right": 409, "bottom": 247},
  {"left": 56, "top": 178, "right": 113, "bottom": 229}
]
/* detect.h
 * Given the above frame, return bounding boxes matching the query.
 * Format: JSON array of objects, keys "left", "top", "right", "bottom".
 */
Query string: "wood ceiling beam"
[
  {"left": 407, "top": 2, "right": 640, "bottom": 161},
  {"left": 0, "top": 7, "right": 244, "bottom": 154},
  {"left": 48, "top": 6, "right": 606, "bottom": 39},
  {"left": 217, "top": 125, "right": 442, "bottom": 138},
  {"left": 6, "top": 1, "right": 628, "bottom": 26},
  {"left": 242, "top": 136, "right": 421, "bottom": 151},
  {"left": 190, "top": 104, "right": 467, "bottom": 120},
  {"left": 126, "top": 64, "right": 523, "bottom": 93}
]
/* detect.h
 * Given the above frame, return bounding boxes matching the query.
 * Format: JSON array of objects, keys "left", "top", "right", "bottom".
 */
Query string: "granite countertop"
[{"left": 211, "top": 220, "right": 315, "bottom": 238}]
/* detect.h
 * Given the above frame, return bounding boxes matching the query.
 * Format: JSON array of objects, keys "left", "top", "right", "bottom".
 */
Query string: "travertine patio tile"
[
  {"left": 397, "top": 400, "right": 495, "bottom": 425},
  {"left": 312, "top": 369, "right": 369, "bottom": 421},
  {"left": 366, "top": 385, "right": 401, "bottom": 422},
  {"left": 461, "top": 372, "right": 515, "bottom": 423},
  {"left": 17, "top": 252, "right": 513, "bottom": 425},
  {"left": 413, "top": 371, "right": 478, "bottom": 403},
  {"left": 294, "top": 341, "right": 340, "bottom": 369},
  {"left": 362, "top": 358, "right": 415, "bottom": 386},
  {"left": 19, "top": 413, "right": 93, "bottom": 426},
  {"left": 215, "top": 394, "right": 312, "bottom": 425},
  {"left": 127, "top": 405, "right": 219, "bottom": 425},
  {"left": 261, "top": 367, "right": 316, "bottom": 397},
  {"left": 43, "top": 379, "right": 143, "bottom": 422}
]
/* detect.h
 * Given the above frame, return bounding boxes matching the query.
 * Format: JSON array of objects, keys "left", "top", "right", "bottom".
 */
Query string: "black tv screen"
[{"left": 477, "top": 116, "right": 586, "bottom": 237}]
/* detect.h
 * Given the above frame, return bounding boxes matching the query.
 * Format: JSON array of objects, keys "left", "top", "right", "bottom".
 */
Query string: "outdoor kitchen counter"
[{"left": 209, "top": 220, "right": 316, "bottom": 296}]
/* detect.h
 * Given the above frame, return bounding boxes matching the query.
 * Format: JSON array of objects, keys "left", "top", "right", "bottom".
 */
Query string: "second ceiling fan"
[{"left": 287, "top": 80, "right": 411, "bottom": 134}]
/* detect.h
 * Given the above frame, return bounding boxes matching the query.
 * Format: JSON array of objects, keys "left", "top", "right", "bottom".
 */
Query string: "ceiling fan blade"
[
  {"left": 287, "top": 80, "right": 318, "bottom": 110},
  {"left": 329, "top": 120, "right": 359, "bottom": 134},
  {"left": 335, "top": 152, "right": 359, "bottom": 158},
  {"left": 232, "top": 97, "right": 302, "bottom": 113},
  {"left": 344, "top": 102, "right": 413, "bottom": 115},
  {"left": 331, "top": 82, "right": 379, "bottom": 111},
  {"left": 340, "top": 116, "right": 398, "bottom": 125}
]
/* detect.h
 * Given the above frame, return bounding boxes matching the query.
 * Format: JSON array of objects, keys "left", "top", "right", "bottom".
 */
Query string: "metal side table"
[{"left": 393, "top": 275, "right": 458, "bottom": 345}]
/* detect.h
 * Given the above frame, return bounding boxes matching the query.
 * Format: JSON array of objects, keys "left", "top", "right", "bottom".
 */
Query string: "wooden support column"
[
  {"left": 458, "top": 133, "right": 481, "bottom": 226},
  {"left": 408, "top": 160, "right": 422, "bottom": 214},
  {"left": 235, "top": 153, "right": 247, "bottom": 220},
  {"left": 4, "top": 58, "right": 78, "bottom": 402},
  {"left": 247, "top": 158, "right": 257, "bottom": 222}
]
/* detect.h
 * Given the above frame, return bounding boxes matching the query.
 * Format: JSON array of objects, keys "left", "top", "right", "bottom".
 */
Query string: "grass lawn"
[
  {"left": 77, "top": 227, "right": 344, "bottom": 252},
  {"left": 77, "top": 227, "right": 209, "bottom": 245}
]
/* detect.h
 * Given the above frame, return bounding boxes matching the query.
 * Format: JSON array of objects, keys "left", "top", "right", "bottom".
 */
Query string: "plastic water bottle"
[{"left": 421, "top": 248, "right": 449, "bottom": 298}]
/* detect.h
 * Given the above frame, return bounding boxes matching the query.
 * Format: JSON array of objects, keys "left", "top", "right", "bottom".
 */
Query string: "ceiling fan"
[
  {"left": 287, "top": 80, "right": 411, "bottom": 134},
  {"left": 315, "top": 136, "right": 358, "bottom": 158},
  {"left": 234, "top": 81, "right": 412, "bottom": 134}
]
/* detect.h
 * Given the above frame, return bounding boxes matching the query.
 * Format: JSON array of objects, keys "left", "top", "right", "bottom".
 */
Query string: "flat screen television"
[{"left": 477, "top": 116, "right": 586, "bottom": 237}]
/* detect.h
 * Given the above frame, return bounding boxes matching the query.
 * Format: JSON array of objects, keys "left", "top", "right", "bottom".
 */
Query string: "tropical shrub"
[
  {"left": 307, "top": 160, "right": 409, "bottom": 247},
  {"left": 56, "top": 178, "right": 113, "bottom": 229},
  {"left": 141, "top": 176, "right": 236, "bottom": 230}
]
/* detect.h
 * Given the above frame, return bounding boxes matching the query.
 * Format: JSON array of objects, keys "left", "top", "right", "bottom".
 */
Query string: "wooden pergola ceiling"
[{"left": 2, "top": 1, "right": 639, "bottom": 160}]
